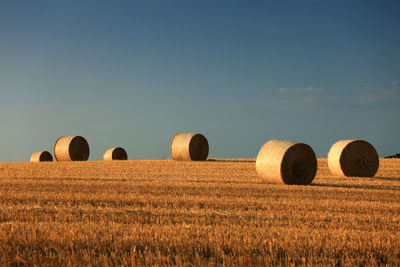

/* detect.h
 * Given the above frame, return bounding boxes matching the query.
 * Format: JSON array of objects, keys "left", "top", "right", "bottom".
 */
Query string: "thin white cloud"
[
  {"left": 357, "top": 93, "right": 380, "bottom": 104},
  {"left": 302, "top": 96, "right": 336, "bottom": 105},
  {"left": 303, "top": 86, "right": 324, "bottom": 92},
  {"left": 355, "top": 82, "right": 400, "bottom": 105},
  {"left": 391, "top": 80, "right": 398, "bottom": 86},
  {"left": 277, "top": 86, "right": 325, "bottom": 93},
  {"left": 383, "top": 89, "right": 396, "bottom": 97}
]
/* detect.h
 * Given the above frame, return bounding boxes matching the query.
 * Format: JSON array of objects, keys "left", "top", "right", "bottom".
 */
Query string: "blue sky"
[{"left": 1, "top": 0, "right": 399, "bottom": 161}]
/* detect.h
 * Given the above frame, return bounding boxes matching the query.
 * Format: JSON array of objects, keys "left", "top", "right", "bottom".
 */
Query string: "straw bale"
[
  {"left": 103, "top": 147, "right": 128, "bottom": 161},
  {"left": 256, "top": 139, "right": 317, "bottom": 185},
  {"left": 53, "top": 136, "right": 90, "bottom": 161},
  {"left": 328, "top": 140, "right": 379, "bottom": 177},
  {"left": 30, "top": 151, "right": 53, "bottom": 162},
  {"left": 171, "top": 132, "right": 209, "bottom": 161}
]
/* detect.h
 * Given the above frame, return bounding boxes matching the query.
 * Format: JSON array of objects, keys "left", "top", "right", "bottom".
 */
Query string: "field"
[{"left": 0, "top": 158, "right": 399, "bottom": 266}]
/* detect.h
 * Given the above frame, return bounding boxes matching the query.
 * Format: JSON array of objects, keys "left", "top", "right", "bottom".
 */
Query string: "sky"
[{"left": 1, "top": 0, "right": 399, "bottom": 162}]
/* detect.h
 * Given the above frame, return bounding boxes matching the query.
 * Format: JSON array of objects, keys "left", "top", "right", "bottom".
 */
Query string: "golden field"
[{"left": 0, "top": 158, "right": 399, "bottom": 266}]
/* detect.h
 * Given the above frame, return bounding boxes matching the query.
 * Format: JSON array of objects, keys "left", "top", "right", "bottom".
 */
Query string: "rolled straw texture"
[
  {"left": 171, "top": 132, "right": 209, "bottom": 161},
  {"left": 53, "top": 136, "right": 90, "bottom": 161},
  {"left": 30, "top": 151, "right": 53, "bottom": 162},
  {"left": 328, "top": 140, "right": 379, "bottom": 177},
  {"left": 103, "top": 147, "right": 128, "bottom": 161},
  {"left": 256, "top": 139, "right": 317, "bottom": 185}
]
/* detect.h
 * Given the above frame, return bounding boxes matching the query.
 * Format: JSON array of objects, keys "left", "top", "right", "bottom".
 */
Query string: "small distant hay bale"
[
  {"left": 171, "top": 132, "right": 209, "bottom": 161},
  {"left": 256, "top": 139, "right": 317, "bottom": 185},
  {"left": 328, "top": 140, "right": 379, "bottom": 177},
  {"left": 53, "top": 136, "right": 90, "bottom": 161},
  {"left": 103, "top": 147, "right": 128, "bottom": 161},
  {"left": 30, "top": 151, "right": 53, "bottom": 162}
]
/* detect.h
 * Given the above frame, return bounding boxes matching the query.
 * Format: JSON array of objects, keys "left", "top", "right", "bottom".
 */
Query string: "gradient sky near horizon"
[{"left": 1, "top": 0, "right": 399, "bottom": 162}]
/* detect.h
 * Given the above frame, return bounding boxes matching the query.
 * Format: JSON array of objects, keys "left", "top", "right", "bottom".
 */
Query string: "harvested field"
[{"left": 0, "top": 158, "right": 399, "bottom": 265}]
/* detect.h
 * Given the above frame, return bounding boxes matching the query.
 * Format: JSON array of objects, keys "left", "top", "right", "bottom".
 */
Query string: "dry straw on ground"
[
  {"left": 171, "top": 132, "right": 209, "bottom": 161},
  {"left": 53, "top": 136, "right": 90, "bottom": 161},
  {"left": 0, "top": 158, "right": 400, "bottom": 265},
  {"left": 30, "top": 151, "right": 53, "bottom": 162},
  {"left": 103, "top": 147, "right": 128, "bottom": 161},
  {"left": 328, "top": 139, "right": 379, "bottom": 177},
  {"left": 256, "top": 139, "right": 317, "bottom": 185}
]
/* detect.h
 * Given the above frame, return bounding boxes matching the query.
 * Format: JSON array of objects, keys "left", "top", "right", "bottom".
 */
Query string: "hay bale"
[
  {"left": 30, "top": 151, "right": 53, "bottom": 162},
  {"left": 256, "top": 139, "right": 317, "bottom": 185},
  {"left": 53, "top": 136, "right": 90, "bottom": 161},
  {"left": 103, "top": 147, "right": 128, "bottom": 161},
  {"left": 328, "top": 140, "right": 379, "bottom": 177},
  {"left": 171, "top": 132, "right": 209, "bottom": 161}
]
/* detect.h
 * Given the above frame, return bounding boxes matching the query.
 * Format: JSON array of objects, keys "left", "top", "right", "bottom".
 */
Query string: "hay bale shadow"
[
  {"left": 207, "top": 159, "right": 256, "bottom": 163},
  {"left": 312, "top": 182, "right": 400, "bottom": 191}
]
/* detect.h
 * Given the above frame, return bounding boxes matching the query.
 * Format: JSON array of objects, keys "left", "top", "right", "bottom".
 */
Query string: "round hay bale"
[
  {"left": 53, "top": 136, "right": 90, "bottom": 161},
  {"left": 328, "top": 140, "right": 379, "bottom": 177},
  {"left": 256, "top": 139, "right": 317, "bottom": 185},
  {"left": 30, "top": 151, "right": 53, "bottom": 162},
  {"left": 170, "top": 132, "right": 209, "bottom": 161},
  {"left": 103, "top": 147, "right": 128, "bottom": 161}
]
